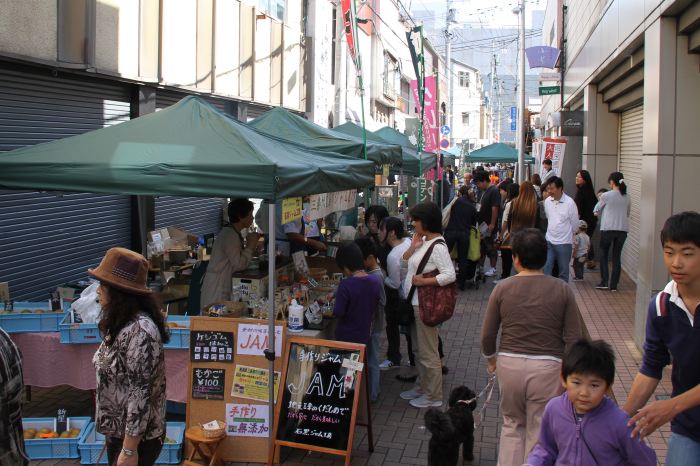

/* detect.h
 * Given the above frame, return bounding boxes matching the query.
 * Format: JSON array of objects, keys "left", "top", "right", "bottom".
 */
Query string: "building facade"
[
  {"left": 449, "top": 59, "right": 485, "bottom": 152},
  {"left": 539, "top": 0, "right": 700, "bottom": 345},
  {"left": 0, "top": 0, "right": 308, "bottom": 300}
]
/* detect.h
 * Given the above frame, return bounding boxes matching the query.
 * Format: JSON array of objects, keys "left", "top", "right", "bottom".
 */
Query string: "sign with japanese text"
[
  {"left": 237, "top": 323, "right": 283, "bottom": 357},
  {"left": 226, "top": 403, "right": 270, "bottom": 437},
  {"left": 410, "top": 76, "right": 439, "bottom": 153},
  {"left": 341, "top": 0, "right": 358, "bottom": 71},
  {"left": 272, "top": 338, "right": 365, "bottom": 454},
  {"left": 232, "top": 364, "right": 280, "bottom": 402},
  {"left": 192, "top": 368, "right": 225, "bottom": 400},
  {"left": 510, "top": 106, "right": 517, "bottom": 131},
  {"left": 541, "top": 137, "right": 567, "bottom": 179},
  {"left": 190, "top": 331, "right": 234, "bottom": 363},
  {"left": 281, "top": 197, "right": 303, "bottom": 225},
  {"left": 306, "top": 190, "right": 357, "bottom": 220},
  {"left": 539, "top": 85, "right": 561, "bottom": 96}
]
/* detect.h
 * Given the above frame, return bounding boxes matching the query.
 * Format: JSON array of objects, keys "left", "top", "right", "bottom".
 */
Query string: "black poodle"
[{"left": 424, "top": 385, "right": 477, "bottom": 466}]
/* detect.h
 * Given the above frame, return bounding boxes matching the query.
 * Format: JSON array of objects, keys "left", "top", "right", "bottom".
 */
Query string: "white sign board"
[
  {"left": 225, "top": 403, "right": 270, "bottom": 437},
  {"left": 307, "top": 190, "right": 357, "bottom": 220},
  {"left": 236, "top": 323, "right": 283, "bottom": 357}
]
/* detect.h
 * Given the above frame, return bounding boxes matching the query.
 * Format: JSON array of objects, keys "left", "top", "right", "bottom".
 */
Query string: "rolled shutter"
[
  {"left": 0, "top": 65, "right": 132, "bottom": 300},
  {"left": 618, "top": 105, "right": 643, "bottom": 282}
]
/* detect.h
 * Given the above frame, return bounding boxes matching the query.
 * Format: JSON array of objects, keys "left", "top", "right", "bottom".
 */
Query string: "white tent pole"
[{"left": 266, "top": 201, "right": 277, "bottom": 451}]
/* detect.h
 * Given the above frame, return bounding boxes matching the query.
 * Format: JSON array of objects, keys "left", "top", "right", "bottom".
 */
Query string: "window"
[
  {"left": 462, "top": 112, "right": 470, "bottom": 125},
  {"left": 458, "top": 71, "right": 470, "bottom": 88},
  {"left": 258, "top": 0, "right": 285, "bottom": 21},
  {"left": 383, "top": 53, "right": 397, "bottom": 100}
]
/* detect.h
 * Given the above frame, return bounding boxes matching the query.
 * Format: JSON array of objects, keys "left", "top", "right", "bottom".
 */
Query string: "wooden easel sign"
[{"left": 268, "top": 337, "right": 368, "bottom": 466}]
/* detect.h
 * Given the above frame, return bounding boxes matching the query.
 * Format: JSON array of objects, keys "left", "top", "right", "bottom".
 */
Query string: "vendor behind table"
[
  {"left": 200, "top": 199, "right": 261, "bottom": 309},
  {"left": 255, "top": 201, "right": 327, "bottom": 257}
]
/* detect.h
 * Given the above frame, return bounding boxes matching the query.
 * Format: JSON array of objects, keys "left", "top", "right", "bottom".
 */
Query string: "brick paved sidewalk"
[{"left": 25, "top": 264, "right": 669, "bottom": 465}]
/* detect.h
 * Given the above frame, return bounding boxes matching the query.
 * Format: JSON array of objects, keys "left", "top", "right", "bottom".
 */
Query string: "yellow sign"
[
  {"left": 382, "top": 164, "right": 390, "bottom": 177},
  {"left": 231, "top": 364, "right": 280, "bottom": 402},
  {"left": 281, "top": 197, "right": 302, "bottom": 225}
]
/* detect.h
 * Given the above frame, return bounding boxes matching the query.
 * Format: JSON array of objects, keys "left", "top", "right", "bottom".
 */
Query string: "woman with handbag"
[{"left": 399, "top": 202, "right": 456, "bottom": 409}]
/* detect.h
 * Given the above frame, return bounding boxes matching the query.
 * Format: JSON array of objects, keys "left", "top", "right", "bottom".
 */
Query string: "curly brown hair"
[{"left": 98, "top": 285, "right": 170, "bottom": 346}]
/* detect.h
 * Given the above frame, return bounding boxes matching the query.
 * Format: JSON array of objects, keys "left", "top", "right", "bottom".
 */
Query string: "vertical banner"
[
  {"left": 411, "top": 77, "right": 438, "bottom": 153},
  {"left": 341, "top": 0, "right": 358, "bottom": 72},
  {"left": 510, "top": 106, "right": 517, "bottom": 131},
  {"left": 541, "top": 137, "right": 567, "bottom": 177}
]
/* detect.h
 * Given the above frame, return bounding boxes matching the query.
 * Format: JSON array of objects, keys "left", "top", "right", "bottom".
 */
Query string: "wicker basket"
[{"left": 200, "top": 420, "right": 226, "bottom": 438}]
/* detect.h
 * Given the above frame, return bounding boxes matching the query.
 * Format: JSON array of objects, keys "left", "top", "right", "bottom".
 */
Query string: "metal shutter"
[
  {"left": 154, "top": 90, "right": 226, "bottom": 236},
  {"left": 618, "top": 106, "right": 643, "bottom": 282},
  {"left": 245, "top": 103, "right": 272, "bottom": 121},
  {"left": 0, "top": 66, "right": 132, "bottom": 300}
]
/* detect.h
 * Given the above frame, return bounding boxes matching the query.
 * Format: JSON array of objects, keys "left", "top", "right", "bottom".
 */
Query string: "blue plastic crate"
[
  {"left": 23, "top": 417, "right": 91, "bottom": 459},
  {"left": 0, "top": 301, "right": 69, "bottom": 333},
  {"left": 59, "top": 314, "right": 190, "bottom": 346},
  {"left": 58, "top": 314, "right": 101, "bottom": 344},
  {"left": 78, "top": 422, "right": 185, "bottom": 464},
  {"left": 164, "top": 315, "right": 190, "bottom": 349}
]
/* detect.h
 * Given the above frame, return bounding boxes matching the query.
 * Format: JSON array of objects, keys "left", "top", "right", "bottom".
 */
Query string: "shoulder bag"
[
  {"left": 417, "top": 240, "right": 457, "bottom": 327},
  {"left": 397, "top": 240, "right": 442, "bottom": 325}
]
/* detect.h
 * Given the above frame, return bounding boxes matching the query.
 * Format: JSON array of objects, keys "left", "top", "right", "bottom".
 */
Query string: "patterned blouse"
[
  {"left": 92, "top": 314, "right": 166, "bottom": 440},
  {"left": 0, "top": 327, "right": 29, "bottom": 465}
]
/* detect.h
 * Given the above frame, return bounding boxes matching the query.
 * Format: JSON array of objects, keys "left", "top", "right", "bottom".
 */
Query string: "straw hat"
[{"left": 88, "top": 247, "right": 152, "bottom": 295}]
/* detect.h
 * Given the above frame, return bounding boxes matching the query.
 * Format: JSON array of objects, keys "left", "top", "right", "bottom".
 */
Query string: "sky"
[{"left": 408, "top": 0, "right": 546, "bottom": 31}]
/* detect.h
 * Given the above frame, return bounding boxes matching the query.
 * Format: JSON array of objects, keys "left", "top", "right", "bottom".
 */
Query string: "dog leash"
[{"left": 457, "top": 373, "right": 497, "bottom": 429}]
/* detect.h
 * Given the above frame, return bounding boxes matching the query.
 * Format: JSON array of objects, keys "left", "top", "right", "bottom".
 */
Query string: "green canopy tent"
[
  {"left": 332, "top": 122, "right": 425, "bottom": 176},
  {"left": 464, "top": 142, "right": 534, "bottom": 164},
  {"left": 0, "top": 97, "right": 375, "bottom": 199},
  {"left": 248, "top": 107, "right": 402, "bottom": 166},
  {"left": 0, "top": 96, "right": 376, "bottom": 454},
  {"left": 439, "top": 146, "right": 459, "bottom": 166},
  {"left": 372, "top": 126, "right": 437, "bottom": 174}
]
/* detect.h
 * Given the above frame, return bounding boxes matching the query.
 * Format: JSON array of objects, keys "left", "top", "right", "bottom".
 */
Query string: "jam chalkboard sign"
[
  {"left": 191, "top": 367, "right": 225, "bottom": 400},
  {"left": 190, "top": 330, "right": 234, "bottom": 363},
  {"left": 268, "top": 337, "right": 371, "bottom": 466}
]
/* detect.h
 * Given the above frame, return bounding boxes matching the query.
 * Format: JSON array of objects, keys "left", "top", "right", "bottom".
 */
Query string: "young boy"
[
  {"left": 572, "top": 220, "right": 590, "bottom": 281},
  {"left": 623, "top": 211, "right": 700, "bottom": 465},
  {"left": 527, "top": 339, "right": 656, "bottom": 466},
  {"left": 354, "top": 237, "right": 386, "bottom": 402}
]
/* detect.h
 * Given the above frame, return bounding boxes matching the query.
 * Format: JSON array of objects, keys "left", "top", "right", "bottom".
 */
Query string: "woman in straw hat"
[{"left": 89, "top": 247, "right": 170, "bottom": 466}]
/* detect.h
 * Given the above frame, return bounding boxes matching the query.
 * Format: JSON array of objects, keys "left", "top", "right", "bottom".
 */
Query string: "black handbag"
[{"left": 397, "top": 240, "right": 442, "bottom": 326}]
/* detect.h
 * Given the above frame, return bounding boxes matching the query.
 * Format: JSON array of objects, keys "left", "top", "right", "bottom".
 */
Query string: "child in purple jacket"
[{"left": 527, "top": 339, "right": 656, "bottom": 466}]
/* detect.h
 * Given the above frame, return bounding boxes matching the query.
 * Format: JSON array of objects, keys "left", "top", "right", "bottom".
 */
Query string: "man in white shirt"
[{"left": 543, "top": 177, "right": 579, "bottom": 282}]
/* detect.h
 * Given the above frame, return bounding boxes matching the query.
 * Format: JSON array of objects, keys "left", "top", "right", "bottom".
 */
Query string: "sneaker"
[
  {"left": 595, "top": 283, "right": 609, "bottom": 290},
  {"left": 572, "top": 277, "right": 584, "bottom": 281},
  {"left": 409, "top": 395, "right": 443, "bottom": 408},
  {"left": 484, "top": 267, "right": 497, "bottom": 277},
  {"left": 610, "top": 287, "right": 618, "bottom": 292},
  {"left": 400, "top": 387, "right": 423, "bottom": 400},
  {"left": 379, "top": 359, "right": 398, "bottom": 371}
]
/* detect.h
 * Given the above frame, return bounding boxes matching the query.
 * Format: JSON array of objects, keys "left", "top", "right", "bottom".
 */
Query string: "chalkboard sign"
[
  {"left": 191, "top": 368, "right": 225, "bottom": 400},
  {"left": 268, "top": 337, "right": 368, "bottom": 466},
  {"left": 190, "top": 330, "right": 234, "bottom": 362}
]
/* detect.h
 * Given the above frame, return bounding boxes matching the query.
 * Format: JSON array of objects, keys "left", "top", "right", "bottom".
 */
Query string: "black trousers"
[
  {"left": 599, "top": 230, "right": 627, "bottom": 288},
  {"left": 105, "top": 435, "right": 164, "bottom": 466},
  {"left": 444, "top": 230, "right": 471, "bottom": 286},
  {"left": 385, "top": 287, "right": 415, "bottom": 366}
]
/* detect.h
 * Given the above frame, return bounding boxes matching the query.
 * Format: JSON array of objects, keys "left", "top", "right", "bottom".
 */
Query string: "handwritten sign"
[
  {"left": 273, "top": 338, "right": 365, "bottom": 453},
  {"left": 190, "top": 331, "right": 234, "bottom": 362},
  {"left": 281, "top": 197, "right": 303, "bottom": 225},
  {"left": 236, "top": 323, "right": 283, "bottom": 357},
  {"left": 225, "top": 403, "right": 270, "bottom": 438},
  {"left": 306, "top": 190, "right": 357, "bottom": 220},
  {"left": 192, "top": 368, "right": 225, "bottom": 400},
  {"left": 232, "top": 364, "right": 280, "bottom": 402},
  {"left": 57, "top": 408, "right": 68, "bottom": 433}
]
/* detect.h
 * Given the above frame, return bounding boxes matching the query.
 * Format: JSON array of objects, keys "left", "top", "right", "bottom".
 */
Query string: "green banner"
[{"left": 539, "top": 85, "right": 561, "bottom": 96}]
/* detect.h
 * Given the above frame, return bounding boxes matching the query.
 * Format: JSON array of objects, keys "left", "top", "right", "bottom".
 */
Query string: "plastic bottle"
[{"left": 287, "top": 299, "right": 304, "bottom": 333}]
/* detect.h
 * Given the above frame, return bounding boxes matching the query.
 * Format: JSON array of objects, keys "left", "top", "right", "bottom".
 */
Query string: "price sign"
[
  {"left": 57, "top": 408, "right": 68, "bottom": 434},
  {"left": 281, "top": 197, "right": 303, "bottom": 224},
  {"left": 190, "top": 331, "right": 234, "bottom": 362},
  {"left": 192, "top": 368, "right": 226, "bottom": 400}
]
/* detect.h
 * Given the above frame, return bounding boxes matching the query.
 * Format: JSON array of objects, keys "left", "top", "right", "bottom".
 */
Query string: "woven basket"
[{"left": 200, "top": 420, "right": 226, "bottom": 438}]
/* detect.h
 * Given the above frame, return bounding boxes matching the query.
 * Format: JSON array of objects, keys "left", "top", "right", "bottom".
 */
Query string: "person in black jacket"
[
  {"left": 574, "top": 170, "right": 598, "bottom": 268},
  {"left": 444, "top": 185, "right": 478, "bottom": 290}
]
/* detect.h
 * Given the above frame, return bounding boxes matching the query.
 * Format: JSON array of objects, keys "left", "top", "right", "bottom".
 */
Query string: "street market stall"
[
  {"left": 464, "top": 142, "right": 535, "bottom": 164},
  {"left": 0, "top": 96, "right": 376, "bottom": 463}
]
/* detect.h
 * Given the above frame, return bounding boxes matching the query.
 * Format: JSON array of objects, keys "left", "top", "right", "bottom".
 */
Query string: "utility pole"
[
  {"left": 516, "top": 0, "right": 526, "bottom": 182},
  {"left": 496, "top": 79, "right": 501, "bottom": 142},
  {"left": 489, "top": 43, "right": 496, "bottom": 144},
  {"left": 445, "top": 0, "right": 456, "bottom": 145}
]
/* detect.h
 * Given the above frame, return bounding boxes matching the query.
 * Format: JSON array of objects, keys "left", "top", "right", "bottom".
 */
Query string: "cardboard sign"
[
  {"left": 282, "top": 197, "right": 303, "bottom": 225},
  {"left": 192, "top": 368, "right": 225, "bottom": 400},
  {"left": 270, "top": 337, "right": 366, "bottom": 462},
  {"left": 190, "top": 331, "right": 234, "bottom": 363}
]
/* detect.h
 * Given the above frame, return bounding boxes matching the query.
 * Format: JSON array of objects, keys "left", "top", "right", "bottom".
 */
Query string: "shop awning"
[
  {"left": 248, "top": 108, "right": 402, "bottom": 166},
  {"left": 464, "top": 142, "right": 534, "bottom": 164},
  {"left": 0, "top": 97, "right": 375, "bottom": 201},
  {"left": 371, "top": 126, "right": 437, "bottom": 175}
]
